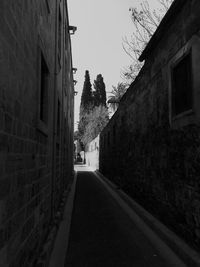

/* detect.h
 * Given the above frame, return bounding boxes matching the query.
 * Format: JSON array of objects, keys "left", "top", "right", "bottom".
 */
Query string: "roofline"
[{"left": 139, "top": 0, "right": 187, "bottom": 62}]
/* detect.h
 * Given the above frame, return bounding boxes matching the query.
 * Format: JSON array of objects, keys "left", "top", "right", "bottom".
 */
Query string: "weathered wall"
[
  {"left": 100, "top": 0, "right": 200, "bottom": 248},
  {"left": 0, "top": 0, "right": 74, "bottom": 266},
  {"left": 85, "top": 135, "right": 99, "bottom": 170}
]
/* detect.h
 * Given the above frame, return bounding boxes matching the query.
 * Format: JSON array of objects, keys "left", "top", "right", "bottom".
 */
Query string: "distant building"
[
  {"left": 0, "top": 0, "right": 75, "bottom": 266},
  {"left": 100, "top": 0, "right": 200, "bottom": 248},
  {"left": 85, "top": 135, "right": 100, "bottom": 170}
]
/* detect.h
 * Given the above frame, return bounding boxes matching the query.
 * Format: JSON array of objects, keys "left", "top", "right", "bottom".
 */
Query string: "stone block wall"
[
  {"left": 0, "top": 0, "right": 74, "bottom": 266},
  {"left": 100, "top": 0, "right": 200, "bottom": 248}
]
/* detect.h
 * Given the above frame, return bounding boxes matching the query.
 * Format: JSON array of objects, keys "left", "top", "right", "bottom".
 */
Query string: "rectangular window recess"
[
  {"left": 40, "top": 53, "right": 49, "bottom": 125},
  {"left": 171, "top": 52, "right": 193, "bottom": 117}
]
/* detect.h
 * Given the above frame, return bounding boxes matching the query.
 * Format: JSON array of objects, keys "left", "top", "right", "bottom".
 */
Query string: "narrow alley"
[
  {"left": 1, "top": 0, "right": 200, "bottom": 266},
  {"left": 63, "top": 165, "right": 187, "bottom": 267}
]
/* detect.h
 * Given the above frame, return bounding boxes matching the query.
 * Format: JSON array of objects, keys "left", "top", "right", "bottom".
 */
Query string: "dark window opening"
[
  {"left": 172, "top": 53, "right": 193, "bottom": 116},
  {"left": 40, "top": 53, "right": 49, "bottom": 124}
]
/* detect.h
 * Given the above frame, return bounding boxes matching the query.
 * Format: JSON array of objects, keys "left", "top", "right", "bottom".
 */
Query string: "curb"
[
  {"left": 95, "top": 170, "right": 200, "bottom": 267},
  {"left": 48, "top": 171, "right": 78, "bottom": 267}
]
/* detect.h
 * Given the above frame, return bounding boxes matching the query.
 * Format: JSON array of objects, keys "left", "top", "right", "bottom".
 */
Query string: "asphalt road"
[{"left": 65, "top": 166, "right": 184, "bottom": 267}]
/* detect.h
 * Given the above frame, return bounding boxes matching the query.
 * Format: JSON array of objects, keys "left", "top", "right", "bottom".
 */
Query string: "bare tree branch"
[{"left": 122, "top": 0, "right": 174, "bottom": 85}]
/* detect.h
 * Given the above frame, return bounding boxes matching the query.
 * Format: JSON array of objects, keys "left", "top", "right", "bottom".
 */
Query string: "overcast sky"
[{"left": 67, "top": 0, "right": 161, "bottom": 129}]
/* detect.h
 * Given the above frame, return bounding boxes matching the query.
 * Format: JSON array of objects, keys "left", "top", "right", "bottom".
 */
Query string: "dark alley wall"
[
  {"left": 100, "top": 0, "right": 200, "bottom": 248},
  {"left": 0, "top": 0, "right": 74, "bottom": 266}
]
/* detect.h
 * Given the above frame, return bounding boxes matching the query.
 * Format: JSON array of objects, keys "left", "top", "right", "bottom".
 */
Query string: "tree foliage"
[
  {"left": 79, "top": 70, "right": 93, "bottom": 140},
  {"left": 122, "top": 0, "right": 174, "bottom": 84},
  {"left": 80, "top": 70, "right": 93, "bottom": 110},
  {"left": 93, "top": 74, "right": 107, "bottom": 107},
  {"left": 74, "top": 130, "right": 80, "bottom": 141},
  {"left": 108, "top": 82, "right": 128, "bottom": 112},
  {"left": 81, "top": 105, "right": 109, "bottom": 145},
  {"left": 78, "top": 71, "right": 109, "bottom": 147}
]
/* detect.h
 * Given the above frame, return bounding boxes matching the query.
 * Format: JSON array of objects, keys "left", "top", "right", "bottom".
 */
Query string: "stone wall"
[
  {"left": 100, "top": 0, "right": 200, "bottom": 248},
  {"left": 0, "top": 0, "right": 74, "bottom": 266}
]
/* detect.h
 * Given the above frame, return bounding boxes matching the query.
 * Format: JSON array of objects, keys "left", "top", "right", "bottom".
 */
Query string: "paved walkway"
[{"left": 64, "top": 166, "right": 185, "bottom": 267}]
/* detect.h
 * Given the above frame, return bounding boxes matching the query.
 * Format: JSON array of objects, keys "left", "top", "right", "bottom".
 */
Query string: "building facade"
[
  {"left": 100, "top": 0, "right": 200, "bottom": 248},
  {"left": 0, "top": 0, "right": 75, "bottom": 266}
]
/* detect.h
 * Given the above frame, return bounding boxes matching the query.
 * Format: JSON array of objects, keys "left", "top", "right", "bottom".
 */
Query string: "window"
[
  {"left": 40, "top": 53, "right": 49, "bottom": 124},
  {"left": 168, "top": 35, "right": 200, "bottom": 128},
  {"left": 171, "top": 52, "right": 193, "bottom": 117}
]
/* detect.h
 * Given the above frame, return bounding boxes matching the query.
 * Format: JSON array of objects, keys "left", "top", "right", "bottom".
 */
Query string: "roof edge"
[{"left": 139, "top": 0, "right": 187, "bottom": 62}]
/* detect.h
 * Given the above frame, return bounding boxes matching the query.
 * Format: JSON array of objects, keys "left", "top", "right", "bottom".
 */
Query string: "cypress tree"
[
  {"left": 80, "top": 70, "right": 93, "bottom": 110},
  {"left": 93, "top": 74, "right": 107, "bottom": 107},
  {"left": 78, "top": 72, "right": 109, "bottom": 146},
  {"left": 79, "top": 70, "right": 93, "bottom": 144}
]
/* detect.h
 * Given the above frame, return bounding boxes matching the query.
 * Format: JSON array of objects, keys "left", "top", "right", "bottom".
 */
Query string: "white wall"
[{"left": 85, "top": 135, "right": 99, "bottom": 170}]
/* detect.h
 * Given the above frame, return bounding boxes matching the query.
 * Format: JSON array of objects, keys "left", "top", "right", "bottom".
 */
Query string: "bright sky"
[{"left": 67, "top": 0, "right": 160, "bottom": 129}]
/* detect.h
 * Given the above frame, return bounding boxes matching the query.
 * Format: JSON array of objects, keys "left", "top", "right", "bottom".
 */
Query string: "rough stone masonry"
[
  {"left": 0, "top": 0, "right": 75, "bottom": 266},
  {"left": 100, "top": 0, "right": 200, "bottom": 249}
]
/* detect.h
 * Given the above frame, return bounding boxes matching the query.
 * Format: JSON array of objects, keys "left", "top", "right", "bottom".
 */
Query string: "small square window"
[
  {"left": 171, "top": 52, "right": 193, "bottom": 117},
  {"left": 40, "top": 53, "right": 49, "bottom": 124}
]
